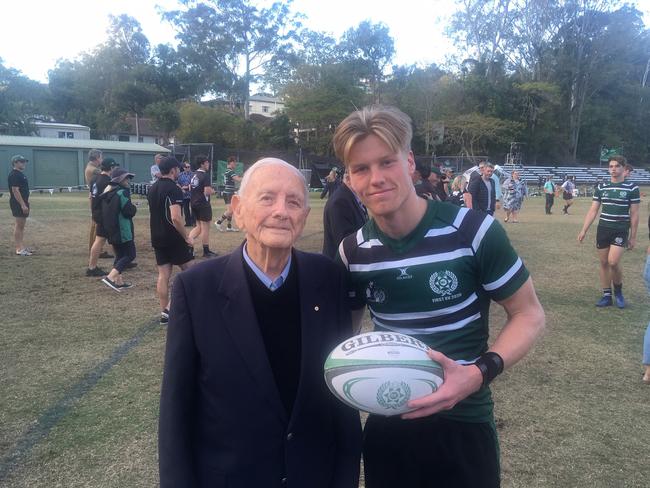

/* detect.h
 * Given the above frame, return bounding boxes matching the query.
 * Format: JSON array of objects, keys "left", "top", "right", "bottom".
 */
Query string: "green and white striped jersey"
[
  {"left": 337, "top": 201, "right": 529, "bottom": 422},
  {"left": 594, "top": 180, "right": 640, "bottom": 230}
]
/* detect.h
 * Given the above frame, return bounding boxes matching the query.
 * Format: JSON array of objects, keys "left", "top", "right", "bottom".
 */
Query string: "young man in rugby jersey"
[
  {"left": 332, "top": 105, "right": 545, "bottom": 488},
  {"left": 214, "top": 156, "right": 242, "bottom": 231},
  {"left": 578, "top": 156, "right": 640, "bottom": 308}
]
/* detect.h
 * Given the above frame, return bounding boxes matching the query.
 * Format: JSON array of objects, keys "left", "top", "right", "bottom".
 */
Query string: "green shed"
[{"left": 0, "top": 136, "right": 170, "bottom": 189}]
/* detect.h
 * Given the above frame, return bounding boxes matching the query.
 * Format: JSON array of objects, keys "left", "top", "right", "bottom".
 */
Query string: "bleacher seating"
[{"left": 500, "top": 164, "right": 650, "bottom": 186}]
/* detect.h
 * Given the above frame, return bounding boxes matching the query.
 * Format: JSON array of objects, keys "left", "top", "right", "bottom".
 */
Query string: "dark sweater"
[{"left": 243, "top": 257, "right": 302, "bottom": 417}]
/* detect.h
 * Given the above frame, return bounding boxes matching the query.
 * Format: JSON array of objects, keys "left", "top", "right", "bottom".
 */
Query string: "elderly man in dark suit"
[
  {"left": 322, "top": 170, "right": 368, "bottom": 259},
  {"left": 159, "top": 158, "right": 361, "bottom": 488}
]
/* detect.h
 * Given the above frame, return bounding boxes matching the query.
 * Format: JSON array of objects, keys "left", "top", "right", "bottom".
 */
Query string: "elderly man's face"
[{"left": 233, "top": 164, "right": 310, "bottom": 253}]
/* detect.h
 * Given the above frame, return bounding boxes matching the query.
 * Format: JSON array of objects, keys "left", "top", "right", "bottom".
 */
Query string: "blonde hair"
[
  {"left": 333, "top": 105, "right": 412, "bottom": 164},
  {"left": 451, "top": 175, "right": 465, "bottom": 192}
]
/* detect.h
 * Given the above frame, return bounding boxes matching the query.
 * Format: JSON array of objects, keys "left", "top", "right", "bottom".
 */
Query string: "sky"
[
  {"left": 0, "top": 0, "right": 457, "bottom": 83},
  {"left": 2, "top": 1, "right": 650, "bottom": 83}
]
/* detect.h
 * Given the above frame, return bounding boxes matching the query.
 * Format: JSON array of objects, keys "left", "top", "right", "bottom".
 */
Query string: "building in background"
[{"left": 34, "top": 122, "right": 91, "bottom": 140}]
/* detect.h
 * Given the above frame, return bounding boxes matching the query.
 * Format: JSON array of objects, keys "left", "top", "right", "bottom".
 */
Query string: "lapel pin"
[{"left": 314, "top": 305, "right": 320, "bottom": 311}]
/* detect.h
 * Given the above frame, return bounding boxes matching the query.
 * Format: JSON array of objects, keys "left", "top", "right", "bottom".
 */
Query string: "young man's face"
[
  {"left": 346, "top": 134, "right": 415, "bottom": 219},
  {"left": 228, "top": 161, "right": 236, "bottom": 170},
  {"left": 608, "top": 161, "right": 624, "bottom": 179},
  {"left": 14, "top": 160, "right": 27, "bottom": 171}
]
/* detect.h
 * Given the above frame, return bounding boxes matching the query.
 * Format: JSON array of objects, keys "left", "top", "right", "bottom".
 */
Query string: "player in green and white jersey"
[
  {"left": 333, "top": 105, "right": 545, "bottom": 488},
  {"left": 578, "top": 156, "right": 640, "bottom": 308}
]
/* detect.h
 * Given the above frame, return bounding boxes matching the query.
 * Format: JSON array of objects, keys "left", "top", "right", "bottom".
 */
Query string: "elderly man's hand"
[{"left": 401, "top": 349, "right": 483, "bottom": 420}]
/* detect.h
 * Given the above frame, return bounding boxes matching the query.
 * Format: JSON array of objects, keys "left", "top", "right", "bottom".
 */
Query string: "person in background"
[
  {"left": 428, "top": 167, "right": 448, "bottom": 201},
  {"left": 577, "top": 156, "right": 640, "bottom": 308},
  {"left": 177, "top": 161, "right": 195, "bottom": 227},
  {"left": 320, "top": 167, "right": 341, "bottom": 199},
  {"left": 322, "top": 169, "right": 368, "bottom": 259},
  {"left": 448, "top": 175, "right": 467, "bottom": 207},
  {"left": 215, "top": 156, "right": 243, "bottom": 232},
  {"left": 413, "top": 162, "right": 437, "bottom": 200},
  {"left": 85, "top": 149, "right": 112, "bottom": 259},
  {"left": 188, "top": 154, "right": 218, "bottom": 257},
  {"left": 467, "top": 162, "right": 496, "bottom": 215},
  {"left": 544, "top": 175, "right": 555, "bottom": 214},
  {"left": 148, "top": 157, "right": 194, "bottom": 325},
  {"left": 503, "top": 170, "right": 526, "bottom": 223},
  {"left": 560, "top": 175, "right": 575, "bottom": 215},
  {"left": 99, "top": 168, "right": 137, "bottom": 292},
  {"left": 150, "top": 153, "right": 164, "bottom": 184},
  {"left": 643, "top": 215, "right": 650, "bottom": 385},
  {"left": 8, "top": 155, "right": 33, "bottom": 256},
  {"left": 86, "top": 157, "right": 119, "bottom": 276}
]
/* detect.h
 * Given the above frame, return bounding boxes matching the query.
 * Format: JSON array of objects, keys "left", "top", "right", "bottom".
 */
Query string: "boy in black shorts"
[
  {"left": 578, "top": 156, "right": 640, "bottom": 308},
  {"left": 8, "top": 155, "right": 33, "bottom": 256},
  {"left": 215, "top": 156, "right": 242, "bottom": 231},
  {"left": 188, "top": 154, "right": 218, "bottom": 257},
  {"left": 148, "top": 157, "right": 194, "bottom": 324}
]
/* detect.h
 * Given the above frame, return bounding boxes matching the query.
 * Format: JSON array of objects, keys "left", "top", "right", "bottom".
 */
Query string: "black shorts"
[
  {"left": 95, "top": 221, "right": 107, "bottom": 238},
  {"left": 191, "top": 204, "right": 213, "bottom": 222},
  {"left": 154, "top": 243, "right": 194, "bottom": 266},
  {"left": 223, "top": 192, "right": 234, "bottom": 204},
  {"left": 10, "top": 200, "right": 29, "bottom": 218},
  {"left": 563, "top": 191, "right": 573, "bottom": 201},
  {"left": 363, "top": 414, "right": 499, "bottom": 488},
  {"left": 596, "top": 225, "right": 628, "bottom": 249}
]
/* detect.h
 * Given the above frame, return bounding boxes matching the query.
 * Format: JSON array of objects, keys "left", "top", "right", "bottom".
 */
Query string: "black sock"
[
  {"left": 613, "top": 283, "right": 622, "bottom": 293},
  {"left": 226, "top": 216, "right": 232, "bottom": 228},
  {"left": 203, "top": 245, "right": 210, "bottom": 254},
  {"left": 603, "top": 288, "right": 612, "bottom": 297}
]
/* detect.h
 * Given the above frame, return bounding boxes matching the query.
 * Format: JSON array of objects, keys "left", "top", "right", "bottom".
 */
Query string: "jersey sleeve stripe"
[
  {"left": 349, "top": 248, "right": 474, "bottom": 272},
  {"left": 425, "top": 226, "right": 457, "bottom": 238},
  {"left": 452, "top": 207, "right": 470, "bottom": 228},
  {"left": 372, "top": 312, "right": 481, "bottom": 335},
  {"left": 359, "top": 238, "right": 384, "bottom": 249},
  {"left": 471, "top": 215, "right": 494, "bottom": 253},
  {"left": 482, "top": 257, "right": 523, "bottom": 291},
  {"left": 338, "top": 240, "right": 349, "bottom": 269},
  {"left": 369, "top": 293, "right": 478, "bottom": 320}
]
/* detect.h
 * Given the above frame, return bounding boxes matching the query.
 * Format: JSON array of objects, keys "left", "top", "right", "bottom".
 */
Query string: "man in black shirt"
[
  {"left": 86, "top": 158, "right": 119, "bottom": 276},
  {"left": 8, "top": 155, "right": 32, "bottom": 256},
  {"left": 148, "top": 157, "right": 194, "bottom": 324},
  {"left": 215, "top": 156, "right": 242, "bottom": 232},
  {"left": 188, "top": 154, "right": 217, "bottom": 257}
]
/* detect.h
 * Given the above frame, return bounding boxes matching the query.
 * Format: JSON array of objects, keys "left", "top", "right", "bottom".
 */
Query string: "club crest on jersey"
[
  {"left": 429, "top": 271, "right": 459, "bottom": 296},
  {"left": 614, "top": 237, "right": 623, "bottom": 245},
  {"left": 618, "top": 190, "right": 627, "bottom": 197},
  {"left": 365, "top": 281, "right": 386, "bottom": 304},
  {"left": 396, "top": 267, "right": 413, "bottom": 280}
]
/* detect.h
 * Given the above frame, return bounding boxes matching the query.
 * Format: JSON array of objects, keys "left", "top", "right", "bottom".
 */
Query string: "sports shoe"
[
  {"left": 86, "top": 267, "right": 107, "bottom": 277},
  {"left": 160, "top": 309, "right": 169, "bottom": 325},
  {"left": 99, "top": 251, "right": 114, "bottom": 259},
  {"left": 16, "top": 249, "right": 33, "bottom": 256},
  {"left": 102, "top": 277, "right": 121, "bottom": 292},
  {"left": 203, "top": 250, "right": 219, "bottom": 258},
  {"left": 215, "top": 222, "right": 224, "bottom": 231},
  {"left": 614, "top": 291, "right": 625, "bottom": 309},
  {"left": 118, "top": 282, "right": 134, "bottom": 289},
  {"left": 596, "top": 295, "right": 612, "bottom": 307},
  {"left": 226, "top": 227, "right": 240, "bottom": 232}
]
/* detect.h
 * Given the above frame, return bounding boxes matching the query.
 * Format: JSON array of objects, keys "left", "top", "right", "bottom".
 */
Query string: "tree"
[
  {"left": 164, "top": 0, "right": 302, "bottom": 119},
  {"left": 0, "top": 60, "right": 47, "bottom": 135},
  {"left": 146, "top": 101, "right": 181, "bottom": 144},
  {"left": 444, "top": 113, "right": 520, "bottom": 157},
  {"left": 339, "top": 21, "right": 395, "bottom": 102}
]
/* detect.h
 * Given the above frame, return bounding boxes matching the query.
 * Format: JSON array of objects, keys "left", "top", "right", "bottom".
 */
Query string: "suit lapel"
[{"left": 218, "top": 245, "right": 287, "bottom": 423}]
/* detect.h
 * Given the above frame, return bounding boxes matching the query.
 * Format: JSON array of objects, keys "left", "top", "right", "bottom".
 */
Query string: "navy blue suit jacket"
[{"left": 159, "top": 244, "right": 361, "bottom": 488}]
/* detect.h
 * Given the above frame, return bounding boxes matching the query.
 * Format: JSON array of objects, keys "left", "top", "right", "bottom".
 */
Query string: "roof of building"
[
  {"left": 34, "top": 121, "right": 91, "bottom": 130},
  {"left": 0, "top": 135, "right": 170, "bottom": 152},
  {"left": 249, "top": 94, "right": 284, "bottom": 104}
]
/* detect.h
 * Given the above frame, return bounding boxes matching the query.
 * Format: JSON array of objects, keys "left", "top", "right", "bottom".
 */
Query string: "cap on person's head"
[
  {"left": 431, "top": 167, "right": 442, "bottom": 177},
  {"left": 11, "top": 155, "right": 28, "bottom": 164},
  {"left": 159, "top": 156, "right": 181, "bottom": 175},
  {"left": 110, "top": 167, "right": 135, "bottom": 184},
  {"left": 100, "top": 157, "right": 119, "bottom": 171}
]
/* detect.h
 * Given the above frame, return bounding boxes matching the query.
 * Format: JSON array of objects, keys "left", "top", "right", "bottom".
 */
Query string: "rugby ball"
[{"left": 324, "top": 331, "right": 444, "bottom": 416}]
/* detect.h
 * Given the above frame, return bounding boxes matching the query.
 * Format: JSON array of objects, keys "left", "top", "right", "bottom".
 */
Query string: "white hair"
[{"left": 238, "top": 158, "right": 310, "bottom": 207}]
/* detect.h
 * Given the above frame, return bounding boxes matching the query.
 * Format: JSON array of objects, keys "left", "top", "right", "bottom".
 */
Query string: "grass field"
[{"left": 0, "top": 190, "right": 648, "bottom": 487}]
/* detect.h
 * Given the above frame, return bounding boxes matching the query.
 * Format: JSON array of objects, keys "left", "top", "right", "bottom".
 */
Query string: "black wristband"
[{"left": 473, "top": 352, "right": 504, "bottom": 387}]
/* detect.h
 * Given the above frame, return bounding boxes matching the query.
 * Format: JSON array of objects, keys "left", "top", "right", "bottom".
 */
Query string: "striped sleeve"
[
  {"left": 630, "top": 186, "right": 640, "bottom": 204},
  {"left": 593, "top": 185, "right": 602, "bottom": 202},
  {"left": 474, "top": 219, "right": 529, "bottom": 301}
]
